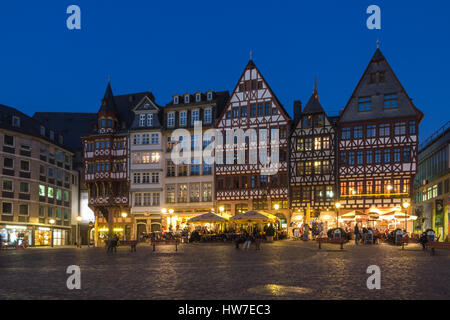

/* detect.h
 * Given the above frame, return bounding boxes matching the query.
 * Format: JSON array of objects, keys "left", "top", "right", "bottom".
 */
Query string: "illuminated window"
[
  {"left": 340, "top": 182, "right": 347, "bottom": 196},
  {"left": 323, "top": 136, "right": 330, "bottom": 149},
  {"left": 151, "top": 152, "right": 160, "bottom": 164},
  {"left": 48, "top": 187, "right": 54, "bottom": 198},
  {"left": 366, "top": 181, "right": 373, "bottom": 194},
  {"left": 314, "top": 137, "right": 322, "bottom": 150}
]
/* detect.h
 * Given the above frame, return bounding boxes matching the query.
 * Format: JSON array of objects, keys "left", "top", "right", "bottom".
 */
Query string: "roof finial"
[
  {"left": 377, "top": 38, "right": 380, "bottom": 49},
  {"left": 108, "top": 75, "right": 111, "bottom": 84},
  {"left": 250, "top": 50, "right": 253, "bottom": 61}
]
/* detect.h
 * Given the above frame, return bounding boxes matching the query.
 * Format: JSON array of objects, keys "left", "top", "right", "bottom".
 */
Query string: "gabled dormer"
[
  {"left": 183, "top": 93, "right": 191, "bottom": 104},
  {"left": 194, "top": 92, "right": 203, "bottom": 103},
  {"left": 206, "top": 90, "right": 214, "bottom": 101},
  {"left": 131, "top": 95, "right": 161, "bottom": 129},
  {"left": 173, "top": 94, "right": 180, "bottom": 105}
]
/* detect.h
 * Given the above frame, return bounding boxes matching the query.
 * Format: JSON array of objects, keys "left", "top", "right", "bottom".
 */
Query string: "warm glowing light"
[
  {"left": 219, "top": 206, "right": 225, "bottom": 213},
  {"left": 49, "top": 219, "right": 56, "bottom": 225},
  {"left": 113, "top": 228, "right": 123, "bottom": 232},
  {"left": 76, "top": 216, "right": 82, "bottom": 222},
  {"left": 161, "top": 208, "right": 167, "bottom": 214},
  {"left": 274, "top": 204, "right": 280, "bottom": 210},
  {"left": 402, "top": 202, "right": 410, "bottom": 209},
  {"left": 6, "top": 225, "right": 27, "bottom": 230},
  {"left": 121, "top": 212, "right": 128, "bottom": 218},
  {"left": 168, "top": 209, "right": 174, "bottom": 214},
  {"left": 387, "top": 185, "right": 393, "bottom": 191},
  {"left": 410, "top": 215, "right": 418, "bottom": 221},
  {"left": 335, "top": 202, "right": 341, "bottom": 209}
]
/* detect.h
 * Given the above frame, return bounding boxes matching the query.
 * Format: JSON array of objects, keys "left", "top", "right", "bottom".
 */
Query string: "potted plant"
[{"left": 265, "top": 225, "right": 275, "bottom": 243}]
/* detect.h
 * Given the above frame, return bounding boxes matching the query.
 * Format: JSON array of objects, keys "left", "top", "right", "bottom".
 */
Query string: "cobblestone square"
[{"left": 0, "top": 241, "right": 449, "bottom": 300}]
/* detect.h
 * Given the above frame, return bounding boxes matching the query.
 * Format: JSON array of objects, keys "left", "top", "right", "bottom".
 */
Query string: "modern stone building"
[
  {"left": 0, "top": 105, "right": 78, "bottom": 246},
  {"left": 413, "top": 121, "right": 450, "bottom": 241},
  {"left": 33, "top": 112, "right": 97, "bottom": 245},
  {"left": 161, "top": 91, "right": 229, "bottom": 229}
]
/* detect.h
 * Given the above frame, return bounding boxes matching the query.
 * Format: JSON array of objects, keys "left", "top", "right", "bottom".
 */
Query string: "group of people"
[
  {"left": 353, "top": 225, "right": 387, "bottom": 245},
  {"left": 292, "top": 222, "right": 325, "bottom": 241},
  {"left": 235, "top": 229, "right": 262, "bottom": 250}
]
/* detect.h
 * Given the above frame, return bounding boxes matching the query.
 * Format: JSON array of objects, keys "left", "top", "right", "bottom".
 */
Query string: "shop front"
[
  {"left": 34, "top": 227, "right": 69, "bottom": 246},
  {"left": 0, "top": 225, "right": 32, "bottom": 247}
]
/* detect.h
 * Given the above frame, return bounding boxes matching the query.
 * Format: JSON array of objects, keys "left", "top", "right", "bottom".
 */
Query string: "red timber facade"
[
  {"left": 82, "top": 83, "right": 147, "bottom": 244},
  {"left": 337, "top": 47, "right": 424, "bottom": 222},
  {"left": 289, "top": 82, "right": 338, "bottom": 224},
  {"left": 215, "top": 59, "right": 291, "bottom": 225}
]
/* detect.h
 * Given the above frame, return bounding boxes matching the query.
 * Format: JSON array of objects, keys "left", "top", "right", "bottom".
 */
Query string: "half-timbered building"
[
  {"left": 82, "top": 83, "right": 150, "bottom": 244},
  {"left": 337, "top": 47, "right": 424, "bottom": 224},
  {"left": 215, "top": 59, "right": 291, "bottom": 226},
  {"left": 289, "top": 82, "right": 338, "bottom": 225}
]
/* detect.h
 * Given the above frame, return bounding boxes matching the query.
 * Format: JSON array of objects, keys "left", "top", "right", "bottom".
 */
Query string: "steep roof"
[
  {"left": 98, "top": 82, "right": 119, "bottom": 115},
  {"left": 302, "top": 93, "right": 324, "bottom": 115},
  {"left": 216, "top": 59, "right": 291, "bottom": 125},
  {"left": 340, "top": 47, "right": 424, "bottom": 123}
]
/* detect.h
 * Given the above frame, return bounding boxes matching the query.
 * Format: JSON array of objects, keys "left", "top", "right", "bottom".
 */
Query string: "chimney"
[{"left": 294, "top": 100, "right": 302, "bottom": 122}]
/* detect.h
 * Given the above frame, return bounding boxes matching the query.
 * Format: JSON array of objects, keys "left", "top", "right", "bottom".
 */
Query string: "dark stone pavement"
[{"left": 0, "top": 240, "right": 449, "bottom": 300}]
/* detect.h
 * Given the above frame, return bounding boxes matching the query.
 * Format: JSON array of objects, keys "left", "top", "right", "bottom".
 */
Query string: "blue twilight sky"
[{"left": 0, "top": 0, "right": 449, "bottom": 142}]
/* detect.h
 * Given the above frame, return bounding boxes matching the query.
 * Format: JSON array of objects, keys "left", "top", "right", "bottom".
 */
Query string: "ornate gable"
[{"left": 340, "top": 48, "right": 423, "bottom": 123}]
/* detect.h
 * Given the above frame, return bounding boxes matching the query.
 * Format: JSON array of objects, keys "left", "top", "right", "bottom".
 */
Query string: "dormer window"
[
  {"left": 207, "top": 92, "right": 213, "bottom": 101},
  {"left": 50, "top": 131, "right": 55, "bottom": 140},
  {"left": 184, "top": 95, "right": 190, "bottom": 104},
  {"left": 58, "top": 135, "right": 64, "bottom": 145},
  {"left": 12, "top": 116, "right": 20, "bottom": 127},
  {"left": 196, "top": 93, "right": 201, "bottom": 102},
  {"left": 147, "top": 114, "right": 153, "bottom": 126},
  {"left": 40, "top": 126, "right": 45, "bottom": 136},
  {"left": 174, "top": 96, "right": 179, "bottom": 104},
  {"left": 139, "top": 114, "right": 146, "bottom": 127}
]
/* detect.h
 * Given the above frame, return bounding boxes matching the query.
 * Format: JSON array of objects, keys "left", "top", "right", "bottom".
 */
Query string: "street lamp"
[
  {"left": 161, "top": 208, "right": 167, "bottom": 214},
  {"left": 403, "top": 202, "right": 410, "bottom": 233},
  {"left": 274, "top": 204, "right": 280, "bottom": 211},
  {"left": 76, "top": 215, "right": 82, "bottom": 248},
  {"left": 219, "top": 206, "right": 225, "bottom": 214},
  {"left": 121, "top": 212, "right": 128, "bottom": 241},
  {"left": 49, "top": 219, "right": 55, "bottom": 247},
  {"left": 335, "top": 202, "right": 341, "bottom": 228}
]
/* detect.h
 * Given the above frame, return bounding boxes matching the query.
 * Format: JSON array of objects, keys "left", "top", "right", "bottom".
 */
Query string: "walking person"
[
  {"left": 243, "top": 232, "right": 252, "bottom": 249},
  {"left": 354, "top": 224, "right": 360, "bottom": 245}
]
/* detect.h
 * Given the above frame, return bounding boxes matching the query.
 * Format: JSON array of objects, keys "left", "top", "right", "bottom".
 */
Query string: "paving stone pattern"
[{"left": 0, "top": 241, "right": 449, "bottom": 300}]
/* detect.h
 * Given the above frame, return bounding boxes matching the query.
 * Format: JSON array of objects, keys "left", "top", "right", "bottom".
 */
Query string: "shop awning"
[
  {"left": 188, "top": 212, "right": 228, "bottom": 223},
  {"left": 230, "top": 211, "right": 278, "bottom": 224}
]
